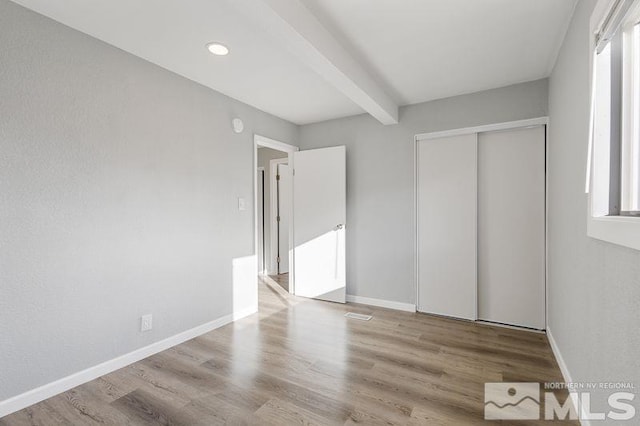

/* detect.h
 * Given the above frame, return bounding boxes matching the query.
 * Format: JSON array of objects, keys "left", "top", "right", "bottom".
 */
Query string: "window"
[
  {"left": 588, "top": 0, "right": 640, "bottom": 249},
  {"left": 621, "top": 17, "right": 640, "bottom": 213}
]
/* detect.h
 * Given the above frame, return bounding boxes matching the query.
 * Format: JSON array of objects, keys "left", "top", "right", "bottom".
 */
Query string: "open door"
[
  {"left": 277, "top": 163, "right": 290, "bottom": 274},
  {"left": 293, "top": 146, "right": 346, "bottom": 303}
]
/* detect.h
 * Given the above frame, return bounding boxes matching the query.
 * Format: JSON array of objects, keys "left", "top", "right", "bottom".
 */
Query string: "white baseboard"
[
  {"left": 547, "top": 326, "right": 588, "bottom": 426},
  {"left": 346, "top": 294, "right": 416, "bottom": 312},
  {"left": 0, "top": 305, "right": 258, "bottom": 418}
]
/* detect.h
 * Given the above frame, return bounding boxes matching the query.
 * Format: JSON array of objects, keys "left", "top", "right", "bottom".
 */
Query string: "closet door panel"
[
  {"left": 417, "top": 134, "right": 477, "bottom": 320},
  {"left": 477, "top": 126, "right": 546, "bottom": 329}
]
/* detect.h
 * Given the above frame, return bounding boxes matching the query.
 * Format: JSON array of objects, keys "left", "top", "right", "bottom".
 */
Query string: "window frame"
[
  {"left": 621, "top": 15, "right": 640, "bottom": 212},
  {"left": 588, "top": 0, "right": 640, "bottom": 251}
]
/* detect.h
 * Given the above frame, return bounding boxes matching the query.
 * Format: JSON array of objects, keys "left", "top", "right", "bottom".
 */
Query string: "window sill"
[{"left": 587, "top": 215, "right": 640, "bottom": 251}]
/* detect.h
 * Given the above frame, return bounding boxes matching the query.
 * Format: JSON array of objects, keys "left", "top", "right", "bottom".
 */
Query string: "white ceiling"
[
  {"left": 301, "top": 0, "right": 578, "bottom": 106},
  {"left": 12, "top": 0, "right": 577, "bottom": 125}
]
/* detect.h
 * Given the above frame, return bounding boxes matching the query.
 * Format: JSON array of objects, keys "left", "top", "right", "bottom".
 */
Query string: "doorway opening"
[
  {"left": 271, "top": 159, "right": 291, "bottom": 289},
  {"left": 253, "top": 134, "right": 347, "bottom": 307},
  {"left": 254, "top": 135, "right": 298, "bottom": 296}
]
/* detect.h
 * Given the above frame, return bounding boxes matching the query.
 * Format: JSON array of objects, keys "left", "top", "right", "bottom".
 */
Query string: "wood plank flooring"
[
  {"left": 267, "top": 273, "right": 289, "bottom": 292},
  {"left": 1, "top": 277, "right": 577, "bottom": 425}
]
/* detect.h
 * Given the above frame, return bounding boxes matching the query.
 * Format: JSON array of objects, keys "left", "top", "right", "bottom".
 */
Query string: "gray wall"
[
  {"left": 0, "top": 0, "right": 298, "bottom": 402},
  {"left": 257, "top": 147, "right": 288, "bottom": 274},
  {"left": 299, "top": 79, "right": 548, "bottom": 304},
  {"left": 547, "top": 0, "right": 640, "bottom": 415},
  {"left": 9, "top": 0, "right": 635, "bottom": 412}
]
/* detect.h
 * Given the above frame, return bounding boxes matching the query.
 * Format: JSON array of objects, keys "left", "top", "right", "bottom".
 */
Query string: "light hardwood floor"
[
  {"left": 1, "top": 277, "right": 576, "bottom": 425},
  {"left": 267, "top": 273, "right": 288, "bottom": 292}
]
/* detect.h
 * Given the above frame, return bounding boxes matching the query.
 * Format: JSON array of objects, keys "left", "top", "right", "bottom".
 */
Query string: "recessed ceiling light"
[{"left": 206, "top": 42, "right": 229, "bottom": 56}]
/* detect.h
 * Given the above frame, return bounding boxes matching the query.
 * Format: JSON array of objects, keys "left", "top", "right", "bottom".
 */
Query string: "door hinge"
[
  {"left": 277, "top": 215, "right": 280, "bottom": 222},
  {"left": 276, "top": 256, "right": 280, "bottom": 263},
  {"left": 276, "top": 174, "right": 280, "bottom": 181}
]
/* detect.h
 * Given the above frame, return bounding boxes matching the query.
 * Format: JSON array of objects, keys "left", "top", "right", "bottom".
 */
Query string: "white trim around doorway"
[{"left": 254, "top": 134, "right": 298, "bottom": 294}]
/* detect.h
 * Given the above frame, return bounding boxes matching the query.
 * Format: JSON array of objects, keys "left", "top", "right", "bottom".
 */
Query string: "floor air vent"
[{"left": 344, "top": 312, "right": 373, "bottom": 321}]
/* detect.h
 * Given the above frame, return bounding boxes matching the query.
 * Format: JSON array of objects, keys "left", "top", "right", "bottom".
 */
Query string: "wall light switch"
[
  {"left": 140, "top": 314, "right": 153, "bottom": 332},
  {"left": 238, "top": 197, "right": 246, "bottom": 211}
]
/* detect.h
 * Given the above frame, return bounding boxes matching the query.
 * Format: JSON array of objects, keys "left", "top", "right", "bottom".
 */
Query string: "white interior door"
[
  {"left": 293, "top": 146, "right": 346, "bottom": 303},
  {"left": 277, "top": 163, "right": 290, "bottom": 274},
  {"left": 418, "top": 134, "right": 477, "bottom": 320},
  {"left": 478, "top": 126, "right": 546, "bottom": 330}
]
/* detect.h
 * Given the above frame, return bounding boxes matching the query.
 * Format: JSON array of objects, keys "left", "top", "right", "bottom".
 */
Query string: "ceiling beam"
[{"left": 232, "top": 0, "right": 399, "bottom": 125}]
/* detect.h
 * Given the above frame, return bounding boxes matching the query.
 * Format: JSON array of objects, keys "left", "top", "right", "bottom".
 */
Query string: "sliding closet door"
[
  {"left": 418, "top": 134, "right": 477, "bottom": 320},
  {"left": 478, "top": 126, "right": 546, "bottom": 329}
]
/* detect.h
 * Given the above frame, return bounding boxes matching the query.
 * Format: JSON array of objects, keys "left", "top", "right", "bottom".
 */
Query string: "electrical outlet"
[
  {"left": 140, "top": 314, "right": 153, "bottom": 332},
  {"left": 238, "top": 197, "right": 246, "bottom": 211}
]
